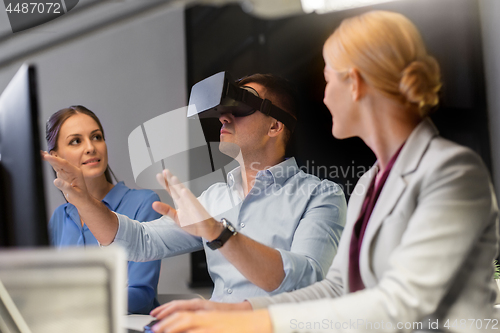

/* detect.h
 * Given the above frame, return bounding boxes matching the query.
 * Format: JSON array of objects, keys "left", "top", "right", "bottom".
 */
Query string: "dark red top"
[{"left": 348, "top": 144, "right": 405, "bottom": 293}]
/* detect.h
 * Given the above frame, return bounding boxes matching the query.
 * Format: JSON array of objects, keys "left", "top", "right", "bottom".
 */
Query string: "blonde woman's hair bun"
[
  {"left": 399, "top": 56, "right": 442, "bottom": 116},
  {"left": 323, "top": 11, "right": 443, "bottom": 118}
]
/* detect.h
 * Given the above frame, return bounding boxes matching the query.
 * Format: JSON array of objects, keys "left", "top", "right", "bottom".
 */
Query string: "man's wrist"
[
  {"left": 207, "top": 218, "right": 225, "bottom": 241},
  {"left": 206, "top": 218, "right": 238, "bottom": 250},
  {"left": 75, "top": 192, "right": 98, "bottom": 211},
  {"left": 78, "top": 196, "right": 118, "bottom": 246}
]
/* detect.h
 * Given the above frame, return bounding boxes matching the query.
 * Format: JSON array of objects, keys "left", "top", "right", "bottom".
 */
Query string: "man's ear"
[
  {"left": 348, "top": 68, "right": 365, "bottom": 102},
  {"left": 268, "top": 119, "right": 285, "bottom": 138}
]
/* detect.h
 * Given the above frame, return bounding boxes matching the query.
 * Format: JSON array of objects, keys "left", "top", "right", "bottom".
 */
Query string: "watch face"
[{"left": 223, "top": 219, "right": 235, "bottom": 232}]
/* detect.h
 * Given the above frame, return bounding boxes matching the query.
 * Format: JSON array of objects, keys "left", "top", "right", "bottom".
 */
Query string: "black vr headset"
[{"left": 187, "top": 71, "right": 297, "bottom": 132}]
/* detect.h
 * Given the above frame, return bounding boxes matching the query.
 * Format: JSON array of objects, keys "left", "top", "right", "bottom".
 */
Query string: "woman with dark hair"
[
  {"left": 147, "top": 11, "right": 499, "bottom": 333},
  {"left": 46, "top": 105, "right": 162, "bottom": 315}
]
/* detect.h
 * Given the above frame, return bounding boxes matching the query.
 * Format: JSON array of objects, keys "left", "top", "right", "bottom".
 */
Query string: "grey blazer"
[{"left": 249, "top": 118, "right": 499, "bottom": 332}]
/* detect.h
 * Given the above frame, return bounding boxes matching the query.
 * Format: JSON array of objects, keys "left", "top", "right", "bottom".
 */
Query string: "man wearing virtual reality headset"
[{"left": 43, "top": 72, "right": 346, "bottom": 306}]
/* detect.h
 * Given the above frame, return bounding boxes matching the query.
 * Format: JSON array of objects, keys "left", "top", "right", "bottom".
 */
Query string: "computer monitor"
[
  {"left": 0, "top": 247, "right": 127, "bottom": 333},
  {"left": 0, "top": 278, "right": 31, "bottom": 333},
  {"left": 0, "top": 64, "right": 49, "bottom": 247}
]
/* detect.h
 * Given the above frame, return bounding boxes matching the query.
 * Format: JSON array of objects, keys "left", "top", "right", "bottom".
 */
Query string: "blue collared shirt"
[
  {"left": 114, "top": 157, "right": 346, "bottom": 302},
  {"left": 49, "top": 181, "right": 162, "bottom": 314}
]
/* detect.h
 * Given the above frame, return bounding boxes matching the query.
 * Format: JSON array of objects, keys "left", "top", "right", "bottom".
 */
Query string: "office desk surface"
[{"left": 124, "top": 314, "right": 154, "bottom": 331}]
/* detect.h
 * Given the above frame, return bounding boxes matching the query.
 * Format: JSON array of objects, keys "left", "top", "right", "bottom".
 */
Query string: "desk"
[
  {"left": 124, "top": 314, "right": 154, "bottom": 332},
  {"left": 123, "top": 294, "right": 204, "bottom": 332}
]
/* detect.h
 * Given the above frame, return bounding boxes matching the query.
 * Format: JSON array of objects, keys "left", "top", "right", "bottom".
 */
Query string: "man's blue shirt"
[
  {"left": 114, "top": 157, "right": 346, "bottom": 302},
  {"left": 49, "top": 181, "right": 162, "bottom": 314}
]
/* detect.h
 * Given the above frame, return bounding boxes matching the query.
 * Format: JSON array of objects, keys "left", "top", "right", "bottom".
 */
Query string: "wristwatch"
[{"left": 206, "top": 218, "right": 238, "bottom": 250}]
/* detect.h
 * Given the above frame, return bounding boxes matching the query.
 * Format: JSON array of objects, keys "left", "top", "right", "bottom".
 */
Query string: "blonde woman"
[{"left": 149, "top": 10, "right": 499, "bottom": 333}]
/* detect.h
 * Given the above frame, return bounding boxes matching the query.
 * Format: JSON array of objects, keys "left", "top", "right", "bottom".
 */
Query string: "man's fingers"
[
  {"left": 41, "top": 151, "right": 66, "bottom": 169},
  {"left": 53, "top": 178, "right": 64, "bottom": 189},
  {"left": 152, "top": 312, "right": 198, "bottom": 333},
  {"left": 155, "top": 304, "right": 182, "bottom": 320},
  {"left": 165, "top": 170, "right": 204, "bottom": 209},
  {"left": 152, "top": 299, "right": 205, "bottom": 320},
  {"left": 158, "top": 169, "right": 197, "bottom": 203},
  {"left": 163, "top": 169, "right": 182, "bottom": 201},
  {"left": 42, "top": 152, "right": 78, "bottom": 180},
  {"left": 156, "top": 172, "right": 172, "bottom": 196},
  {"left": 53, "top": 178, "right": 72, "bottom": 191},
  {"left": 152, "top": 202, "right": 177, "bottom": 221},
  {"left": 155, "top": 170, "right": 182, "bottom": 201},
  {"left": 53, "top": 178, "right": 74, "bottom": 199},
  {"left": 150, "top": 302, "right": 168, "bottom": 317},
  {"left": 40, "top": 150, "right": 51, "bottom": 161}
]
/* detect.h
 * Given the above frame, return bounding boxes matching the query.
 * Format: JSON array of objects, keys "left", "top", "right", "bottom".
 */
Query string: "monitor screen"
[
  {"left": 0, "top": 247, "right": 127, "bottom": 333},
  {"left": 0, "top": 278, "right": 31, "bottom": 333},
  {"left": 0, "top": 64, "right": 49, "bottom": 247}
]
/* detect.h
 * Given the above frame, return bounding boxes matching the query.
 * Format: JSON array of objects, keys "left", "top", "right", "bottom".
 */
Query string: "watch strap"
[{"left": 206, "top": 218, "right": 237, "bottom": 250}]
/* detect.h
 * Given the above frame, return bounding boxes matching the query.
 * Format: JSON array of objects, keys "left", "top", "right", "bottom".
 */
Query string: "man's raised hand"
[
  {"left": 41, "top": 151, "right": 90, "bottom": 205},
  {"left": 153, "top": 169, "right": 222, "bottom": 241}
]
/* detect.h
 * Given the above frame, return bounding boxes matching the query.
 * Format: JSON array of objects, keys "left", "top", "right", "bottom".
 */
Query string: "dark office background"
[{"left": 185, "top": 0, "right": 492, "bottom": 288}]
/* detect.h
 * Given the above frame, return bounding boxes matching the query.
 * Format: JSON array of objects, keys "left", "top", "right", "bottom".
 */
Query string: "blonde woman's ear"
[
  {"left": 348, "top": 68, "right": 365, "bottom": 102},
  {"left": 50, "top": 150, "right": 58, "bottom": 157}
]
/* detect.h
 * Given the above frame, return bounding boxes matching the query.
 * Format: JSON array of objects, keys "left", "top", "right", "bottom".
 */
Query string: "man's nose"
[{"left": 219, "top": 112, "right": 234, "bottom": 124}]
